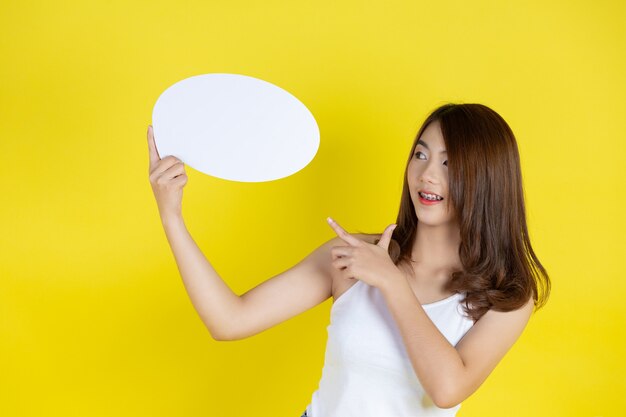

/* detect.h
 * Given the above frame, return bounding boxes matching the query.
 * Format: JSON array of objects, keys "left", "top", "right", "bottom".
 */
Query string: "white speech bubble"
[{"left": 151, "top": 73, "right": 320, "bottom": 183}]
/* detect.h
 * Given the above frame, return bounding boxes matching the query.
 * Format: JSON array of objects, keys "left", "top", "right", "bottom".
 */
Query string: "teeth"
[{"left": 419, "top": 192, "right": 443, "bottom": 201}]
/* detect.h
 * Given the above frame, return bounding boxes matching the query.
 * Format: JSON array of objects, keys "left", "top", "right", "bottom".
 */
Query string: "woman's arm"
[
  {"left": 148, "top": 126, "right": 334, "bottom": 342},
  {"left": 148, "top": 125, "right": 242, "bottom": 341},
  {"left": 380, "top": 275, "right": 534, "bottom": 409},
  {"left": 161, "top": 211, "right": 338, "bottom": 341},
  {"left": 161, "top": 213, "right": 243, "bottom": 341}
]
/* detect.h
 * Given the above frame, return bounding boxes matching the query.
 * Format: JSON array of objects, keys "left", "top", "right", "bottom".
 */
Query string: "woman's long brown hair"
[{"left": 370, "top": 103, "right": 551, "bottom": 323}]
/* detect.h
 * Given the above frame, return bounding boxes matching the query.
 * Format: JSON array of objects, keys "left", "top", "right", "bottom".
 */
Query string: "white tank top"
[{"left": 305, "top": 279, "right": 475, "bottom": 417}]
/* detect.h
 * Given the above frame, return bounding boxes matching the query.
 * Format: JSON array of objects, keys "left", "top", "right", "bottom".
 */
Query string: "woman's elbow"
[
  {"left": 432, "top": 386, "right": 462, "bottom": 409},
  {"left": 434, "top": 397, "right": 461, "bottom": 410}
]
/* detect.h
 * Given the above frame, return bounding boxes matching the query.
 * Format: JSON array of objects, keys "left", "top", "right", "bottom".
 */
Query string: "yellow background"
[{"left": 1, "top": 0, "right": 624, "bottom": 416}]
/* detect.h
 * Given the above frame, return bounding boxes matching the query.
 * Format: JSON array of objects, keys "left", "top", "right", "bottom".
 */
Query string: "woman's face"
[{"left": 407, "top": 120, "right": 455, "bottom": 226}]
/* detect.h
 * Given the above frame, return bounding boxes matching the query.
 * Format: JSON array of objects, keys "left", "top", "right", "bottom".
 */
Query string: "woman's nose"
[{"left": 419, "top": 164, "right": 439, "bottom": 184}]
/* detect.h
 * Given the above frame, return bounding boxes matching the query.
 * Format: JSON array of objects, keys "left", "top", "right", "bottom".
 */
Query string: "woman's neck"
[{"left": 410, "top": 221, "right": 462, "bottom": 276}]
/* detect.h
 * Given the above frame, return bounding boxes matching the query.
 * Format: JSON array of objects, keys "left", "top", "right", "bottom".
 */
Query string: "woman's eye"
[
  {"left": 443, "top": 160, "right": 448, "bottom": 167},
  {"left": 414, "top": 151, "right": 426, "bottom": 160}
]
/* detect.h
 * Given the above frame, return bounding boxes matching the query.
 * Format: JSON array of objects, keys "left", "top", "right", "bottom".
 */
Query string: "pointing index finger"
[{"left": 327, "top": 217, "right": 362, "bottom": 246}]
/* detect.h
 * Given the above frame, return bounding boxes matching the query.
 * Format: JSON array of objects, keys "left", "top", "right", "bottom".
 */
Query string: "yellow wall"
[{"left": 1, "top": 1, "right": 624, "bottom": 416}]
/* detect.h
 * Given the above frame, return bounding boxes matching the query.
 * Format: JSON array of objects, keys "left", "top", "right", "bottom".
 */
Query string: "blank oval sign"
[{"left": 152, "top": 73, "right": 320, "bottom": 182}]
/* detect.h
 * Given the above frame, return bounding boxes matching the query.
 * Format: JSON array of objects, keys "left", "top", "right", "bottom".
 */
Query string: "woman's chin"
[{"left": 415, "top": 214, "right": 455, "bottom": 228}]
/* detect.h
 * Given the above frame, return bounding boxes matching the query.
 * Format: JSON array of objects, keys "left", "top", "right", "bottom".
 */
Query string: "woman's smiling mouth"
[{"left": 418, "top": 190, "right": 444, "bottom": 205}]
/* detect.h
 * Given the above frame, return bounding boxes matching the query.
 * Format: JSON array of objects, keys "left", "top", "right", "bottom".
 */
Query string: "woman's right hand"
[{"left": 147, "top": 125, "right": 188, "bottom": 219}]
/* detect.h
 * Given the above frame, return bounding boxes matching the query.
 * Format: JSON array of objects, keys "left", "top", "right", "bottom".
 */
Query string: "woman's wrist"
[
  {"left": 379, "top": 270, "right": 407, "bottom": 296},
  {"left": 160, "top": 210, "right": 185, "bottom": 228}
]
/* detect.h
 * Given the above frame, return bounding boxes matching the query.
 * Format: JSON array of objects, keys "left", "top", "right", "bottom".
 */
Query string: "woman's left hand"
[{"left": 326, "top": 216, "right": 402, "bottom": 290}]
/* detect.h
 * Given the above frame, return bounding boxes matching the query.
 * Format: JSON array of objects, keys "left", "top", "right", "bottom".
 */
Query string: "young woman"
[{"left": 147, "top": 103, "right": 550, "bottom": 417}]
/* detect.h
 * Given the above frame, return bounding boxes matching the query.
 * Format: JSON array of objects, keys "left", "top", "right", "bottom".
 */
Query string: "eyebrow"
[{"left": 417, "top": 139, "right": 447, "bottom": 153}]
